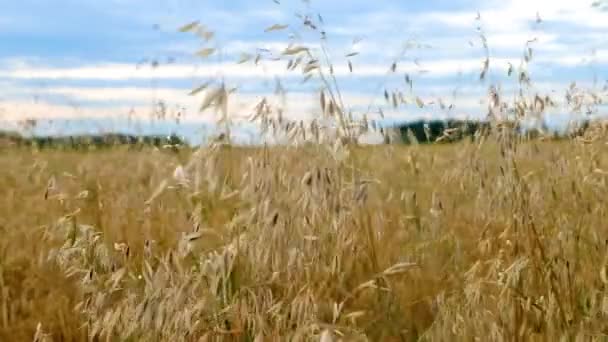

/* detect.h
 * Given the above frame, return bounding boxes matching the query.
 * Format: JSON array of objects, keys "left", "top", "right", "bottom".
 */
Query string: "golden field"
[{"left": 2, "top": 134, "right": 608, "bottom": 341}]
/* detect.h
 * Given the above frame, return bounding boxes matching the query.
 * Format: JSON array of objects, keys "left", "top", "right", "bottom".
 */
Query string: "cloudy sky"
[{"left": 0, "top": 0, "right": 606, "bottom": 143}]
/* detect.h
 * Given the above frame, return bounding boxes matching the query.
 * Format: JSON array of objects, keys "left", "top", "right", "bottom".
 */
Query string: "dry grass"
[
  {"left": 2, "top": 4, "right": 608, "bottom": 341},
  {"left": 2, "top": 133, "right": 608, "bottom": 341}
]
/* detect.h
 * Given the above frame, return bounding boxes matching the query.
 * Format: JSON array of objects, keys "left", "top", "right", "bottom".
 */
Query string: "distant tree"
[
  {"left": 0, "top": 132, "right": 188, "bottom": 150},
  {"left": 395, "top": 119, "right": 491, "bottom": 145}
]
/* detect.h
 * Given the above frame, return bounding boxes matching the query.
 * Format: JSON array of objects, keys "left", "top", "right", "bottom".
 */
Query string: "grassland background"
[{"left": 2, "top": 135, "right": 608, "bottom": 341}]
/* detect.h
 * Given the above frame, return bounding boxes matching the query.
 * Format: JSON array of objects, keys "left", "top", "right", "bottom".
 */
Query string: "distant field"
[{"left": 2, "top": 138, "right": 608, "bottom": 341}]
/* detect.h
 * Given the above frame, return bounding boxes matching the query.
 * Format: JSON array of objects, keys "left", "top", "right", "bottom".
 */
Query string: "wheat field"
[{"left": 2, "top": 130, "right": 608, "bottom": 341}]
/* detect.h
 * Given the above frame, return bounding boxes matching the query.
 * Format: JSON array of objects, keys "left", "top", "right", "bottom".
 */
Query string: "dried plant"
[{"left": 1, "top": 3, "right": 608, "bottom": 342}]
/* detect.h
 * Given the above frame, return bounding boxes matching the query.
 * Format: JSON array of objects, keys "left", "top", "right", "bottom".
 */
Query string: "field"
[{"left": 2, "top": 133, "right": 608, "bottom": 341}]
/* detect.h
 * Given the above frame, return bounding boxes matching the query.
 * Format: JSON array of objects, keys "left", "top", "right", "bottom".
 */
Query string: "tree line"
[
  {"left": 391, "top": 118, "right": 593, "bottom": 144},
  {"left": 0, "top": 132, "right": 187, "bottom": 150}
]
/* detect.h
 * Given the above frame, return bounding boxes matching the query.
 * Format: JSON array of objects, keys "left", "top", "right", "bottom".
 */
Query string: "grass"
[
  {"left": 2, "top": 4, "right": 607, "bottom": 340},
  {"left": 2, "top": 133, "right": 608, "bottom": 341}
]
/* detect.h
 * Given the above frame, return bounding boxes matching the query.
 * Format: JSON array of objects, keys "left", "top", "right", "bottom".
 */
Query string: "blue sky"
[{"left": 0, "top": 0, "right": 606, "bottom": 143}]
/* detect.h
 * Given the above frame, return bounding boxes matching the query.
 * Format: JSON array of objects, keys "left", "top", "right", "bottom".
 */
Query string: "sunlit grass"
[{"left": 2, "top": 135, "right": 608, "bottom": 340}]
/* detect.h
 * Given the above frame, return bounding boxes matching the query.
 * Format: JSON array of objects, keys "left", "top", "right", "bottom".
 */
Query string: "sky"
[{"left": 0, "top": 0, "right": 606, "bottom": 144}]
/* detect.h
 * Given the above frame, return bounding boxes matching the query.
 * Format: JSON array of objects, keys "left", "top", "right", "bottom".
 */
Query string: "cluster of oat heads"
[
  {"left": 14, "top": 117, "right": 608, "bottom": 340},
  {"left": 40, "top": 136, "right": 425, "bottom": 339}
]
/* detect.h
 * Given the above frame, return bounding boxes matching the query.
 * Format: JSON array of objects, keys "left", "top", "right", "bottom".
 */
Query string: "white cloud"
[
  {"left": 221, "top": 40, "right": 324, "bottom": 55},
  {"left": 1, "top": 72, "right": 598, "bottom": 124},
  {"left": 0, "top": 100, "right": 146, "bottom": 121},
  {"left": 0, "top": 85, "right": 382, "bottom": 123},
  {"left": 420, "top": 11, "right": 476, "bottom": 29},
  {"left": 0, "top": 83, "right": 496, "bottom": 124},
  {"left": 485, "top": 32, "right": 557, "bottom": 50},
  {"left": 5, "top": 52, "right": 598, "bottom": 85},
  {"left": 461, "top": 0, "right": 608, "bottom": 30},
  {"left": 325, "top": 1, "right": 606, "bottom": 64},
  {"left": 0, "top": 62, "right": 288, "bottom": 80},
  {"left": 545, "top": 49, "right": 608, "bottom": 66},
  {"left": 0, "top": 56, "right": 515, "bottom": 82},
  {"left": 45, "top": 86, "right": 190, "bottom": 104},
  {"left": 2, "top": 0, "right": 606, "bottom": 129}
]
